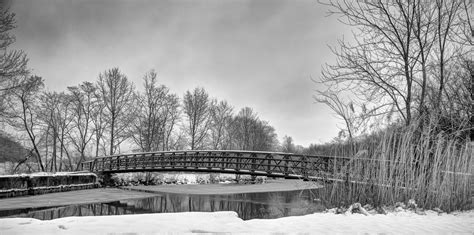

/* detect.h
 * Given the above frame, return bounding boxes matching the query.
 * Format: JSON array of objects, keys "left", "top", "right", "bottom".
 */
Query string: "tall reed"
[{"left": 318, "top": 116, "right": 472, "bottom": 212}]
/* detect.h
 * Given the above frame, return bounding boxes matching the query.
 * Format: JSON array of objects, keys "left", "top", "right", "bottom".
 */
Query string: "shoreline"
[
  {"left": 0, "top": 188, "right": 155, "bottom": 211},
  {"left": 0, "top": 179, "right": 320, "bottom": 211}
]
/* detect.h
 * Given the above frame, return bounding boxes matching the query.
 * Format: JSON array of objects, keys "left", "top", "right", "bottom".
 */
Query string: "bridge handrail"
[
  {"left": 81, "top": 150, "right": 403, "bottom": 164},
  {"left": 81, "top": 150, "right": 348, "bottom": 165}
]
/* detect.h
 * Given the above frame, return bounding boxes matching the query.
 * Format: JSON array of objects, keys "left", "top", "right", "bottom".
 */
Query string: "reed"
[{"left": 318, "top": 116, "right": 473, "bottom": 212}]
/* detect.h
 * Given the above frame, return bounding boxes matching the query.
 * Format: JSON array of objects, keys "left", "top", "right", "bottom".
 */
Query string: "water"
[{"left": 0, "top": 189, "right": 326, "bottom": 220}]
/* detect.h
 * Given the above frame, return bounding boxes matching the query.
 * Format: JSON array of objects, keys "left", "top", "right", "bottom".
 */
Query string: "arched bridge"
[{"left": 81, "top": 150, "right": 354, "bottom": 180}]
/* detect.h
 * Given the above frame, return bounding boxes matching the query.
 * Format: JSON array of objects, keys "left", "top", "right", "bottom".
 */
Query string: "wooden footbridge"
[{"left": 81, "top": 150, "right": 353, "bottom": 180}]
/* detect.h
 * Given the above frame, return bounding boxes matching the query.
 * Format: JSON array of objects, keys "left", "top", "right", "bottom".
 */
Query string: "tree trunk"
[
  {"left": 51, "top": 131, "right": 57, "bottom": 172},
  {"left": 95, "top": 135, "right": 100, "bottom": 157},
  {"left": 21, "top": 106, "right": 44, "bottom": 171},
  {"left": 110, "top": 114, "right": 115, "bottom": 155},
  {"left": 419, "top": 54, "right": 428, "bottom": 115}
]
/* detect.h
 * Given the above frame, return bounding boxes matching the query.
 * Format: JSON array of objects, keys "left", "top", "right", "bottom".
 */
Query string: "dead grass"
[{"left": 320, "top": 117, "right": 472, "bottom": 212}]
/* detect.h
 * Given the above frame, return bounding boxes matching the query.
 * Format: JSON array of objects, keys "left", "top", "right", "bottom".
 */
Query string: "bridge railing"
[{"left": 81, "top": 150, "right": 362, "bottom": 179}]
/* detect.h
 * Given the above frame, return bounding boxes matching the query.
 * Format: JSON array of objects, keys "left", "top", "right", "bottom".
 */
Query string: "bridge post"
[
  {"left": 251, "top": 174, "right": 257, "bottom": 183},
  {"left": 236, "top": 153, "right": 241, "bottom": 172},
  {"left": 284, "top": 155, "right": 289, "bottom": 178},
  {"left": 183, "top": 152, "right": 187, "bottom": 169},
  {"left": 251, "top": 153, "right": 256, "bottom": 174},
  {"left": 221, "top": 152, "right": 228, "bottom": 170},
  {"left": 139, "top": 154, "right": 144, "bottom": 169},
  {"left": 134, "top": 154, "right": 138, "bottom": 169},
  {"left": 266, "top": 154, "right": 272, "bottom": 175},
  {"left": 301, "top": 156, "right": 309, "bottom": 181},
  {"left": 125, "top": 156, "right": 128, "bottom": 169}
]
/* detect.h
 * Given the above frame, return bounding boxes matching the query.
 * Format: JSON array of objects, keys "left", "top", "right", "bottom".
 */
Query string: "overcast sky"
[{"left": 10, "top": 0, "right": 350, "bottom": 147}]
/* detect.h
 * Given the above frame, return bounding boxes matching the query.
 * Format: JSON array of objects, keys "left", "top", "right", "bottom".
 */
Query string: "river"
[{"left": 0, "top": 189, "right": 326, "bottom": 220}]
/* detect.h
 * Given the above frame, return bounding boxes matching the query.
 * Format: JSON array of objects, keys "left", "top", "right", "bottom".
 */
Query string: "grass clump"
[{"left": 316, "top": 116, "right": 472, "bottom": 212}]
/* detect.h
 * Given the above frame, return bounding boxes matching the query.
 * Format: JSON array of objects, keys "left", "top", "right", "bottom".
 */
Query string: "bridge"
[{"left": 81, "top": 150, "right": 354, "bottom": 181}]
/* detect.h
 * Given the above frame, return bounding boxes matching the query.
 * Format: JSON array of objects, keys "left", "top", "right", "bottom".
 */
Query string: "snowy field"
[{"left": 1, "top": 209, "right": 472, "bottom": 234}]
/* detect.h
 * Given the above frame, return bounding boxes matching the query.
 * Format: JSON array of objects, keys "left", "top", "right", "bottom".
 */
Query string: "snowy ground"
[{"left": 1, "top": 209, "right": 472, "bottom": 234}]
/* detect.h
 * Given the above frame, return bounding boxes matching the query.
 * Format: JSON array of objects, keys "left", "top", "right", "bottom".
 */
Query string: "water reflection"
[{"left": 0, "top": 189, "right": 326, "bottom": 220}]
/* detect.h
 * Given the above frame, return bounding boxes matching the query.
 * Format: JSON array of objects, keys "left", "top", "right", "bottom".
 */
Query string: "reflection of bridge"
[{"left": 81, "top": 150, "right": 352, "bottom": 180}]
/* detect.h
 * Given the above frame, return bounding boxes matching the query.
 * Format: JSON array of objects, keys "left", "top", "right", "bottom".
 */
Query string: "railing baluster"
[{"left": 267, "top": 154, "right": 272, "bottom": 174}]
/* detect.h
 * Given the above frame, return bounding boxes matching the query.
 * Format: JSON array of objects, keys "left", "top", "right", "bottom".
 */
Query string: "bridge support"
[
  {"left": 98, "top": 172, "right": 114, "bottom": 186},
  {"left": 250, "top": 175, "right": 257, "bottom": 183}
]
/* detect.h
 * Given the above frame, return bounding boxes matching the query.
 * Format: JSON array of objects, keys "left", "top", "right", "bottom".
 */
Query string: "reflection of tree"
[{"left": 4, "top": 189, "right": 328, "bottom": 221}]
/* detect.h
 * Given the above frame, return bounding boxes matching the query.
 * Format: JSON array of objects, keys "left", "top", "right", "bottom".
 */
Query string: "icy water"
[{"left": 0, "top": 189, "right": 325, "bottom": 220}]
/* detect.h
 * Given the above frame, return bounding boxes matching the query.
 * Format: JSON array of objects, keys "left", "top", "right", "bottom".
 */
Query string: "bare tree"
[
  {"left": 0, "top": 7, "right": 28, "bottom": 114},
  {"left": 459, "top": 0, "right": 473, "bottom": 46},
  {"left": 67, "top": 82, "right": 95, "bottom": 170},
  {"left": 251, "top": 120, "right": 278, "bottom": 151},
  {"left": 231, "top": 107, "right": 257, "bottom": 150},
  {"left": 433, "top": 0, "right": 465, "bottom": 108},
  {"left": 39, "top": 91, "right": 63, "bottom": 171},
  {"left": 162, "top": 93, "right": 180, "bottom": 151},
  {"left": 183, "top": 87, "right": 211, "bottom": 150},
  {"left": 91, "top": 89, "right": 107, "bottom": 157},
  {"left": 230, "top": 107, "right": 277, "bottom": 151},
  {"left": 314, "top": 91, "right": 358, "bottom": 141},
  {"left": 97, "top": 68, "right": 136, "bottom": 155},
  {"left": 132, "top": 70, "right": 171, "bottom": 151},
  {"left": 318, "top": 0, "right": 470, "bottom": 130},
  {"left": 3, "top": 75, "right": 45, "bottom": 171},
  {"left": 413, "top": 1, "right": 437, "bottom": 114},
  {"left": 209, "top": 99, "right": 233, "bottom": 150},
  {"left": 320, "top": 0, "right": 421, "bottom": 126},
  {"left": 281, "top": 135, "right": 295, "bottom": 153},
  {"left": 54, "top": 92, "right": 74, "bottom": 170}
]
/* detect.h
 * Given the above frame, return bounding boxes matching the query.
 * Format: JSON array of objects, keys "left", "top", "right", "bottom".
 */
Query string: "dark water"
[{"left": 0, "top": 189, "right": 326, "bottom": 220}]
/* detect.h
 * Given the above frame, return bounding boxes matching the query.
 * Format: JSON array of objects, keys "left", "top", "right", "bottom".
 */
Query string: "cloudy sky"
[{"left": 10, "top": 0, "right": 350, "bottom": 147}]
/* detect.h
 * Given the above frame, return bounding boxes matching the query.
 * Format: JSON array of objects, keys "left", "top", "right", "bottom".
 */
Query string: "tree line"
[
  {"left": 0, "top": 8, "right": 281, "bottom": 173},
  {"left": 1, "top": 67, "right": 281, "bottom": 172}
]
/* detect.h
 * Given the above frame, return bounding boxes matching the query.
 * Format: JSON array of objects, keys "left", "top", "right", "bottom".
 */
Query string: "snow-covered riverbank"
[{"left": 1, "top": 209, "right": 472, "bottom": 234}]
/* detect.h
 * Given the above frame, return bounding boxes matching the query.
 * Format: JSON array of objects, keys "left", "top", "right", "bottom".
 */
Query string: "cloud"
[{"left": 11, "top": 0, "right": 348, "bottom": 146}]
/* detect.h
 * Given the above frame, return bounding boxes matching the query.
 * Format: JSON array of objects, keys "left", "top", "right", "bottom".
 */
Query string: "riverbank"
[
  {"left": 0, "top": 180, "right": 319, "bottom": 211},
  {"left": 0, "top": 172, "right": 98, "bottom": 198},
  {"left": 1, "top": 210, "right": 473, "bottom": 234},
  {"left": 124, "top": 179, "right": 321, "bottom": 195},
  {"left": 0, "top": 188, "right": 155, "bottom": 211}
]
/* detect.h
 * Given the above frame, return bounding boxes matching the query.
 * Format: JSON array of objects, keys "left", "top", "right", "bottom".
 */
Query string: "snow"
[
  {"left": 1, "top": 209, "right": 472, "bottom": 234},
  {"left": 0, "top": 172, "right": 96, "bottom": 178},
  {"left": 113, "top": 172, "right": 243, "bottom": 185}
]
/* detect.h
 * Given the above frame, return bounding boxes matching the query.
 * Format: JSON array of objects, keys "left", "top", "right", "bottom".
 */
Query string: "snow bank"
[
  {"left": 1, "top": 210, "right": 472, "bottom": 234},
  {"left": 0, "top": 172, "right": 96, "bottom": 178},
  {"left": 0, "top": 172, "right": 98, "bottom": 198},
  {"left": 112, "top": 172, "right": 251, "bottom": 186}
]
